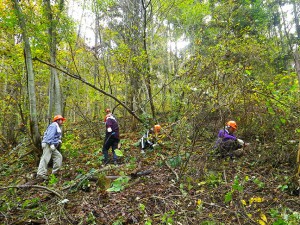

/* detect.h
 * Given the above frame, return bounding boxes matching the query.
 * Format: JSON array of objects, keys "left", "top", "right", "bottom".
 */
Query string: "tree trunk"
[
  {"left": 93, "top": 5, "right": 100, "bottom": 120},
  {"left": 294, "top": 52, "right": 300, "bottom": 85},
  {"left": 141, "top": 0, "right": 156, "bottom": 120},
  {"left": 279, "top": 2, "right": 300, "bottom": 86},
  {"left": 44, "top": 0, "right": 64, "bottom": 122},
  {"left": 292, "top": 0, "right": 300, "bottom": 40},
  {"left": 291, "top": 1, "right": 300, "bottom": 86},
  {"left": 12, "top": 0, "right": 41, "bottom": 152}
]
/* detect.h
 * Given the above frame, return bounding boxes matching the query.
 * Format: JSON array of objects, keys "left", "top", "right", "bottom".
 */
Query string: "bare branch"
[{"left": 0, "top": 185, "right": 63, "bottom": 199}]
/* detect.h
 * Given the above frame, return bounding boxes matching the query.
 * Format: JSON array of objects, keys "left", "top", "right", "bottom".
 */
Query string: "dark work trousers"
[
  {"left": 218, "top": 139, "right": 242, "bottom": 157},
  {"left": 140, "top": 139, "right": 153, "bottom": 150},
  {"left": 102, "top": 135, "right": 119, "bottom": 163}
]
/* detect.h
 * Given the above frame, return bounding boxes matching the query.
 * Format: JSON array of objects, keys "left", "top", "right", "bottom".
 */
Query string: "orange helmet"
[
  {"left": 105, "top": 108, "right": 111, "bottom": 113},
  {"left": 226, "top": 121, "right": 237, "bottom": 130},
  {"left": 154, "top": 124, "right": 161, "bottom": 133},
  {"left": 53, "top": 115, "right": 66, "bottom": 122}
]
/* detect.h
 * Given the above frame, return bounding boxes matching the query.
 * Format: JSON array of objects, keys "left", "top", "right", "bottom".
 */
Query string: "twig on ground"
[
  {"left": 223, "top": 169, "right": 227, "bottom": 183},
  {"left": 0, "top": 185, "right": 63, "bottom": 199},
  {"left": 234, "top": 205, "right": 242, "bottom": 225},
  {"left": 61, "top": 206, "right": 77, "bottom": 225},
  {"left": 124, "top": 177, "right": 141, "bottom": 189},
  {"left": 159, "top": 154, "right": 179, "bottom": 181},
  {"left": 9, "top": 149, "right": 34, "bottom": 165},
  {"left": 61, "top": 165, "right": 120, "bottom": 191}
]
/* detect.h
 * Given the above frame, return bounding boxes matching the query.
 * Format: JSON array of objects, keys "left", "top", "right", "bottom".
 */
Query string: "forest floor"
[{"left": 0, "top": 126, "right": 300, "bottom": 225}]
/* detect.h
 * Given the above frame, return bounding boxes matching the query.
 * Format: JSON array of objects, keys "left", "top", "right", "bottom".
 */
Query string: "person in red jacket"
[{"left": 102, "top": 108, "right": 120, "bottom": 165}]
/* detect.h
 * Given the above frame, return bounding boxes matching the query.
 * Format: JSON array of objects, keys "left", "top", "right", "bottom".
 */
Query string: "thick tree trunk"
[{"left": 12, "top": 0, "right": 41, "bottom": 152}]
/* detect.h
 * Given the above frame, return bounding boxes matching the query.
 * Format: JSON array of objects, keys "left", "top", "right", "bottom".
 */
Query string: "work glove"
[
  {"left": 50, "top": 144, "right": 56, "bottom": 150},
  {"left": 152, "top": 143, "right": 158, "bottom": 148},
  {"left": 41, "top": 143, "right": 46, "bottom": 148},
  {"left": 107, "top": 127, "right": 112, "bottom": 132},
  {"left": 237, "top": 139, "right": 244, "bottom": 147}
]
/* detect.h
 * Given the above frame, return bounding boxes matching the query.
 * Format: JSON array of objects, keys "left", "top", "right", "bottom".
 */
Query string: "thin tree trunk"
[
  {"left": 292, "top": 0, "right": 300, "bottom": 39},
  {"left": 93, "top": 6, "right": 100, "bottom": 119},
  {"left": 141, "top": 0, "right": 156, "bottom": 120},
  {"left": 44, "top": 0, "right": 63, "bottom": 122},
  {"left": 294, "top": 52, "right": 300, "bottom": 84},
  {"left": 291, "top": 1, "right": 300, "bottom": 86},
  {"left": 280, "top": 2, "right": 300, "bottom": 86},
  {"left": 12, "top": 0, "right": 41, "bottom": 152}
]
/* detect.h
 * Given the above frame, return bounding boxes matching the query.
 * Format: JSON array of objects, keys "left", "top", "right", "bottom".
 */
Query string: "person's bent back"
[{"left": 215, "top": 121, "right": 244, "bottom": 158}]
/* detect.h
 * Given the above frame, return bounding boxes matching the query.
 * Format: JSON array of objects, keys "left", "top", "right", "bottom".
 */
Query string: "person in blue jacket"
[
  {"left": 102, "top": 109, "right": 120, "bottom": 165},
  {"left": 36, "top": 115, "right": 66, "bottom": 180},
  {"left": 215, "top": 120, "right": 246, "bottom": 158}
]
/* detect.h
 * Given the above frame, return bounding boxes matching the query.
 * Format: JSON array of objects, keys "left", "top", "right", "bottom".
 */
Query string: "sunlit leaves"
[
  {"left": 232, "top": 176, "right": 243, "bottom": 192},
  {"left": 224, "top": 191, "right": 233, "bottom": 203},
  {"left": 241, "top": 199, "right": 247, "bottom": 206},
  {"left": 258, "top": 213, "right": 268, "bottom": 225},
  {"left": 249, "top": 196, "right": 264, "bottom": 205},
  {"left": 0, "top": 1, "right": 18, "bottom": 30},
  {"left": 114, "top": 149, "right": 123, "bottom": 157}
]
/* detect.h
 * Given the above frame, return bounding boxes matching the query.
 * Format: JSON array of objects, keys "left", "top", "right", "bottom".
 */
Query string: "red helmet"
[
  {"left": 226, "top": 121, "right": 237, "bottom": 130},
  {"left": 53, "top": 115, "right": 66, "bottom": 122}
]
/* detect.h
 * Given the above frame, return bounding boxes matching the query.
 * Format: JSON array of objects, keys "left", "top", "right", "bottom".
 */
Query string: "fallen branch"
[
  {"left": 103, "top": 170, "right": 152, "bottom": 180},
  {"left": 9, "top": 149, "right": 34, "bottom": 165},
  {"left": 61, "top": 165, "right": 122, "bottom": 191},
  {"left": 7, "top": 219, "right": 45, "bottom": 225},
  {"left": 0, "top": 185, "right": 63, "bottom": 199},
  {"left": 124, "top": 177, "right": 141, "bottom": 190},
  {"left": 159, "top": 154, "right": 179, "bottom": 181}
]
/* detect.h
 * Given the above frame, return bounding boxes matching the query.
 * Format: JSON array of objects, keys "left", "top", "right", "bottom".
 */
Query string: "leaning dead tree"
[{"left": 33, "top": 57, "right": 143, "bottom": 123}]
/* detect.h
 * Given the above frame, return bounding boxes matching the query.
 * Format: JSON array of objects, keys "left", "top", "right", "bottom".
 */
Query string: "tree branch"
[
  {"left": 159, "top": 154, "right": 179, "bottom": 181},
  {"left": 0, "top": 185, "right": 63, "bottom": 199}
]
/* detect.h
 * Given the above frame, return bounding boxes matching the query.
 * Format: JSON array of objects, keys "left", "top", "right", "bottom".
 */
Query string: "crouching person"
[
  {"left": 215, "top": 121, "right": 246, "bottom": 158},
  {"left": 36, "top": 115, "right": 66, "bottom": 181},
  {"left": 140, "top": 124, "right": 161, "bottom": 154}
]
